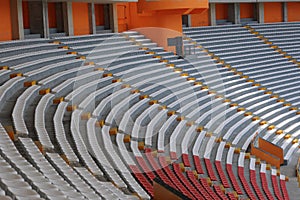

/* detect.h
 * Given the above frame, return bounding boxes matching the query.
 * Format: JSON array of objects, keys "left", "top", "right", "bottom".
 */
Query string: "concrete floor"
[{"left": 281, "top": 149, "right": 300, "bottom": 199}]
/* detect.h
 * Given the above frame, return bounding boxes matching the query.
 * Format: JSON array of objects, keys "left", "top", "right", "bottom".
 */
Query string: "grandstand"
[{"left": 0, "top": 0, "right": 300, "bottom": 200}]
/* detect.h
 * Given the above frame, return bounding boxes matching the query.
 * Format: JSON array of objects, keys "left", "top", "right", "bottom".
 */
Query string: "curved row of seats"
[
  {"left": 77, "top": 32, "right": 289, "bottom": 199},
  {"left": 249, "top": 22, "right": 300, "bottom": 60},
  {"left": 0, "top": 27, "right": 293, "bottom": 200},
  {"left": 0, "top": 34, "right": 147, "bottom": 199},
  {"left": 183, "top": 25, "right": 300, "bottom": 162}
]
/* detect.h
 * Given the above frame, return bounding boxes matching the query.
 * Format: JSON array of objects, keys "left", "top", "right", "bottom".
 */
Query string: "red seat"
[
  {"left": 260, "top": 172, "right": 274, "bottom": 200},
  {"left": 215, "top": 161, "right": 230, "bottom": 188},
  {"left": 271, "top": 175, "right": 283, "bottom": 200},
  {"left": 173, "top": 163, "right": 204, "bottom": 200},
  {"left": 145, "top": 152, "right": 176, "bottom": 189},
  {"left": 237, "top": 166, "right": 256, "bottom": 199},
  {"left": 249, "top": 170, "right": 265, "bottom": 200},
  {"left": 213, "top": 184, "right": 228, "bottom": 200},
  {"left": 280, "top": 179, "right": 290, "bottom": 200},
  {"left": 226, "top": 164, "right": 243, "bottom": 194},
  {"left": 135, "top": 156, "right": 156, "bottom": 180},
  {"left": 170, "top": 151, "right": 177, "bottom": 160},
  {"left": 158, "top": 156, "right": 193, "bottom": 198},
  {"left": 227, "top": 192, "right": 236, "bottom": 200},
  {"left": 144, "top": 148, "right": 152, "bottom": 153},
  {"left": 129, "top": 165, "right": 154, "bottom": 197},
  {"left": 193, "top": 155, "right": 204, "bottom": 174},
  {"left": 182, "top": 154, "right": 191, "bottom": 167},
  {"left": 186, "top": 170, "right": 218, "bottom": 200},
  {"left": 204, "top": 158, "right": 217, "bottom": 181},
  {"left": 199, "top": 177, "right": 221, "bottom": 199}
]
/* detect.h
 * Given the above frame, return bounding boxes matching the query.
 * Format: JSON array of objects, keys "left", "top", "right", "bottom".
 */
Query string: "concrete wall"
[{"left": 0, "top": 0, "right": 12, "bottom": 41}]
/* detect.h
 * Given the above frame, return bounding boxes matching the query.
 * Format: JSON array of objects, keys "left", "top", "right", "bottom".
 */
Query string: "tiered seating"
[
  {"left": 183, "top": 25, "right": 300, "bottom": 162},
  {"left": 98, "top": 36, "right": 251, "bottom": 200},
  {"left": 186, "top": 27, "right": 298, "bottom": 198},
  {"left": 0, "top": 29, "right": 296, "bottom": 200},
  {"left": 18, "top": 137, "right": 89, "bottom": 199},
  {"left": 0, "top": 34, "right": 153, "bottom": 199},
  {"left": 280, "top": 175, "right": 290, "bottom": 200},
  {"left": 250, "top": 22, "right": 300, "bottom": 59},
  {"left": 271, "top": 169, "right": 284, "bottom": 200},
  {"left": 248, "top": 157, "right": 265, "bottom": 200}
]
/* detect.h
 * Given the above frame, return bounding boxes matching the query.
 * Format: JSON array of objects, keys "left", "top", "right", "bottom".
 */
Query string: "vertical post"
[
  {"left": 42, "top": 0, "right": 49, "bottom": 38},
  {"left": 89, "top": 3, "right": 96, "bottom": 34},
  {"left": 257, "top": 2, "right": 264, "bottom": 24},
  {"left": 104, "top": 4, "right": 111, "bottom": 30},
  {"left": 228, "top": 3, "right": 240, "bottom": 24},
  {"left": 111, "top": 3, "right": 118, "bottom": 33},
  {"left": 167, "top": 37, "right": 183, "bottom": 57},
  {"left": 187, "top": 15, "right": 192, "bottom": 27},
  {"left": 56, "top": 3, "right": 64, "bottom": 33},
  {"left": 209, "top": 3, "right": 216, "bottom": 26},
  {"left": 234, "top": 3, "right": 240, "bottom": 24},
  {"left": 10, "top": 0, "right": 24, "bottom": 40},
  {"left": 253, "top": 3, "right": 258, "bottom": 22},
  {"left": 63, "top": 1, "right": 74, "bottom": 36},
  {"left": 282, "top": 2, "right": 288, "bottom": 22}
]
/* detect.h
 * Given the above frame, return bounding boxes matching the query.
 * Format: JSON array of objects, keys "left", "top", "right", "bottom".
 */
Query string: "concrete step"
[
  {"left": 96, "top": 29, "right": 113, "bottom": 34},
  {"left": 96, "top": 26, "right": 105, "bottom": 31},
  {"left": 24, "top": 29, "right": 31, "bottom": 35},
  {"left": 50, "top": 32, "right": 66, "bottom": 38},
  {"left": 49, "top": 28, "right": 58, "bottom": 34},
  {"left": 24, "top": 34, "right": 41, "bottom": 39}
]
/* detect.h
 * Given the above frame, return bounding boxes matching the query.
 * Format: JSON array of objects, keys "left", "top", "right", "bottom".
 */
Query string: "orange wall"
[
  {"left": 251, "top": 144, "right": 281, "bottom": 169},
  {"left": 48, "top": 3, "right": 57, "bottom": 28},
  {"left": 258, "top": 138, "right": 283, "bottom": 164},
  {"left": 240, "top": 3, "right": 254, "bottom": 19},
  {"left": 124, "top": 3, "right": 183, "bottom": 33},
  {"left": 216, "top": 3, "right": 228, "bottom": 20},
  {"left": 287, "top": 2, "right": 300, "bottom": 22},
  {"left": 72, "top": 2, "right": 90, "bottom": 35},
  {"left": 0, "top": 0, "right": 12, "bottom": 41},
  {"left": 191, "top": 9, "right": 209, "bottom": 27},
  {"left": 123, "top": 1, "right": 208, "bottom": 33},
  {"left": 95, "top": 4, "right": 104, "bottom": 26},
  {"left": 139, "top": 0, "right": 208, "bottom": 12},
  {"left": 264, "top": 2, "right": 282, "bottom": 23},
  {"left": 117, "top": 3, "right": 129, "bottom": 32},
  {"left": 22, "top": 1, "right": 30, "bottom": 29},
  {"left": 118, "top": 2, "right": 184, "bottom": 52}
]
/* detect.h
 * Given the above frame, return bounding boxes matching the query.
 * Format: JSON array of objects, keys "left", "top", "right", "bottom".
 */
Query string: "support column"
[
  {"left": 56, "top": 3, "right": 64, "bottom": 33},
  {"left": 42, "top": 0, "right": 49, "bottom": 38},
  {"left": 111, "top": 3, "right": 118, "bottom": 33},
  {"left": 10, "top": 0, "right": 24, "bottom": 40},
  {"left": 63, "top": 1, "right": 74, "bottom": 36},
  {"left": 209, "top": 3, "right": 216, "bottom": 26},
  {"left": 187, "top": 15, "right": 192, "bottom": 27},
  {"left": 89, "top": 3, "right": 96, "bottom": 34},
  {"left": 228, "top": 3, "right": 240, "bottom": 24},
  {"left": 234, "top": 3, "right": 240, "bottom": 24},
  {"left": 257, "top": 2, "right": 264, "bottom": 24},
  {"left": 105, "top": 4, "right": 111, "bottom": 30},
  {"left": 282, "top": 2, "right": 288, "bottom": 22},
  {"left": 27, "top": 0, "right": 49, "bottom": 38}
]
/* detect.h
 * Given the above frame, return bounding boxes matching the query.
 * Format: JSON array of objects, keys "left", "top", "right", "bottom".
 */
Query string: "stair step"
[
  {"left": 24, "top": 34, "right": 41, "bottom": 39},
  {"left": 50, "top": 32, "right": 66, "bottom": 38},
  {"left": 49, "top": 28, "right": 58, "bottom": 34},
  {"left": 96, "top": 29, "right": 113, "bottom": 34},
  {"left": 96, "top": 26, "right": 105, "bottom": 31},
  {"left": 24, "top": 29, "right": 31, "bottom": 35}
]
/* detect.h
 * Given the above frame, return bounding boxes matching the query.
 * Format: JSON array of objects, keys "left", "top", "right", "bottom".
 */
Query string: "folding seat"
[
  {"left": 215, "top": 161, "right": 230, "bottom": 188},
  {"left": 204, "top": 158, "right": 217, "bottom": 181}
]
